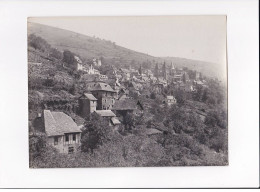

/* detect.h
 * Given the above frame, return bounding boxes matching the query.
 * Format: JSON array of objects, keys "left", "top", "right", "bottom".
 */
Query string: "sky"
[{"left": 29, "top": 16, "right": 226, "bottom": 65}]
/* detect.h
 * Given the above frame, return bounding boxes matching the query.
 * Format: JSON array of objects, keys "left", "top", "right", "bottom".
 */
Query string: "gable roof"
[
  {"left": 43, "top": 110, "right": 81, "bottom": 136},
  {"left": 80, "top": 93, "right": 97, "bottom": 100},
  {"left": 86, "top": 82, "right": 116, "bottom": 92},
  {"left": 94, "top": 110, "right": 116, "bottom": 117}
]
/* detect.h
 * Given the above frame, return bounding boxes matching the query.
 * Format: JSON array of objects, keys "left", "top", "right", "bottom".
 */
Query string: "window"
[
  {"left": 68, "top": 147, "right": 74, "bottom": 154},
  {"left": 54, "top": 136, "right": 58, "bottom": 145},
  {"left": 73, "top": 134, "right": 76, "bottom": 141},
  {"left": 65, "top": 134, "right": 69, "bottom": 142}
]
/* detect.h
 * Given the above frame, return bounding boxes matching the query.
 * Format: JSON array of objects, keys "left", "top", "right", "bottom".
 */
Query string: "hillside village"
[{"left": 28, "top": 31, "right": 228, "bottom": 167}]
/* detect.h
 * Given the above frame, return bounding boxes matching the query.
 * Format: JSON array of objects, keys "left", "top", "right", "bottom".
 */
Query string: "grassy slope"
[{"left": 28, "top": 22, "right": 224, "bottom": 80}]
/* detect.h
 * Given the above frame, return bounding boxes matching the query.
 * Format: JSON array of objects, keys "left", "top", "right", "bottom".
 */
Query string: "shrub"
[
  {"left": 28, "top": 34, "right": 51, "bottom": 52},
  {"left": 50, "top": 48, "right": 62, "bottom": 60},
  {"left": 63, "top": 50, "right": 76, "bottom": 66},
  {"left": 150, "top": 92, "right": 156, "bottom": 99},
  {"left": 43, "top": 78, "right": 55, "bottom": 87}
]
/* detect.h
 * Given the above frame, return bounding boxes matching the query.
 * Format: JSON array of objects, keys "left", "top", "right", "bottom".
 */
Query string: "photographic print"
[{"left": 28, "top": 16, "right": 228, "bottom": 168}]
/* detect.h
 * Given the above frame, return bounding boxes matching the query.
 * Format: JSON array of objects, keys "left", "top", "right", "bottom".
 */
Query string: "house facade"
[
  {"left": 166, "top": 96, "right": 177, "bottom": 106},
  {"left": 78, "top": 93, "right": 97, "bottom": 118}
]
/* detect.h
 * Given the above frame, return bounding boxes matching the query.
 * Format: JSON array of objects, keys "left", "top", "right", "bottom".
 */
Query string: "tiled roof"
[
  {"left": 86, "top": 82, "right": 116, "bottom": 92},
  {"left": 81, "top": 93, "right": 97, "bottom": 100},
  {"left": 43, "top": 110, "right": 81, "bottom": 136},
  {"left": 95, "top": 110, "right": 116, "bottom": 117}
]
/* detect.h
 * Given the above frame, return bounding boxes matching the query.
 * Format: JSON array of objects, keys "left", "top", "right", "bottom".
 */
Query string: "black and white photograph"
[
  {"left": 0, "top": 0, "right": 259, "bottom": 188},
  {"left": 28, "top": 16, "right": 228, "bottom": 168}
]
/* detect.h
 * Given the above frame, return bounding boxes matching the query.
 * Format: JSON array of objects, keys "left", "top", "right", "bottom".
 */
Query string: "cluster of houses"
[
  {"left": 33, "top": 56, "right": 208, "bottom": 154},
  {"left": 74, "top": 56, "right": 101, "bottom": 75},
  {"left": 38, "top": 80, "right": 144, "bottom": 153}
]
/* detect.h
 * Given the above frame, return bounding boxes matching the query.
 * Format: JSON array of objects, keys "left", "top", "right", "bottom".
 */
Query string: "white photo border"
[{"left": 0, "top": 0, "right": 259, "bottom": 188}]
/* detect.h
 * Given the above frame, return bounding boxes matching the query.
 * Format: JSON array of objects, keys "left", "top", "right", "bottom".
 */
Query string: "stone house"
[
  {"left": 78, "top": 93, "right": 97, "bottom": 118},
  {"left": 85, "top": 82, "right": 117, "bottom": 110}
]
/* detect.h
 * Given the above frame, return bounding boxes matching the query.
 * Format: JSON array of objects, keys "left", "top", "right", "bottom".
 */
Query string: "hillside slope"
[
  {"left": 28, "top": 22, "right": 225, "bottom": 80},
  {"left": 163, "top": 57, "right": 226, "bottom": 81},
  {"left": 28, "top": 22, "right": 159, "bottom": 67}
]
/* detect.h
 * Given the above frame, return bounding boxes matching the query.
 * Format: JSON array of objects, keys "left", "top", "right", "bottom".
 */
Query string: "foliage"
[
  {"left": 81, "top": 113, "right": 113, "bottom": 153},
  {"left": 193, "top": 79, "right": 226, "bottom": 106},
  {"left": 50, "top": 48, "right": 62, "bottom": 60},
  {"left": 63, "top": 50, "right": 76, "bottom": 66},
  {"left": 28, "top": 34, "right": 51, "bottom": 52},
  {"left": 150, "top": 92, "right": 156, "bottom": 99},
  {"left": 205, "top": 110, "right": 227, "bottom": 129},
  {"left": 43, "top": 78, "right": 56, "bottom": 87},
  {"left": 174, "top": 89, "right": 187, "bottom": 105},
  {"left": 69, "top": 84, "right": 77, "bottom": 95}
]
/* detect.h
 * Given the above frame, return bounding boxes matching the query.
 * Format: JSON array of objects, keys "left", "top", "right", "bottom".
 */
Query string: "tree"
[
  {"left": 150, "top": 92, "right": 156, "bottom": 99},
  {"left": 28, "top": 34, "right": 51, "bottom": 52},
  {"left": 29, "top": 133, "right": 48, "bottom": 159},
  {"left": 63, "top": 50, "right": 76, "bottom": 66},
  {"left": 205, "top": 110, "right": 227, "bottom": 129},
  {"left": 175, "top": 89, "right": 186, "bottom": 105},
  {"left": 43, "top": 78, "right": 55, "bottom": 87},
  {"left": 154, "top": 63, "right": 159, "bottom": 78},
  {"left": 50, "top": 48, "right": 62, "bottom": 60},
  {"left": 123, "top": 112, "right": 135, "bottom": 131},
  {"left": 201, "top": 88, "right": 209, "bottom": 102},
  {"left": 69, "top": 84, "right": 77, "bottom": 95},
  {"left": 81, "top": 113, "right": 112, "bottom": 153}
]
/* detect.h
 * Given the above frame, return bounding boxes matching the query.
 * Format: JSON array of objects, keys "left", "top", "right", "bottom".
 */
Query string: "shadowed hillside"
[{"left": 28, "top": 22, "right": 226, "bottom": 80}]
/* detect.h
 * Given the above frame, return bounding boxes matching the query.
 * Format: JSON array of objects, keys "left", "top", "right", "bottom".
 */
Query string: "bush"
[
  {"left": 81, "top": 113, "right": 112, "bottom": 153},
  {"left": 63, "top": 50, "right": 76, "bottom": 66},
  {"left": 150, "top": 92, "right": 156, "bottom": 99},
  {"left": 205, "top": 110, "right": 227, "bottom": 129},
  {"left": 29, "top": 133, "right": 48, "bottom": 159},
  {"left": 28, "top": 34, "right": 51, "bottom": 52},
  {"left": 209, "top": 134, "right": 225, "bottom": 153},
  {"left": 43, "top": 78, "right": 55, "bottom": 87},
  {"left": 50, "top": 48, "right": 62, "bottom": 60}
]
